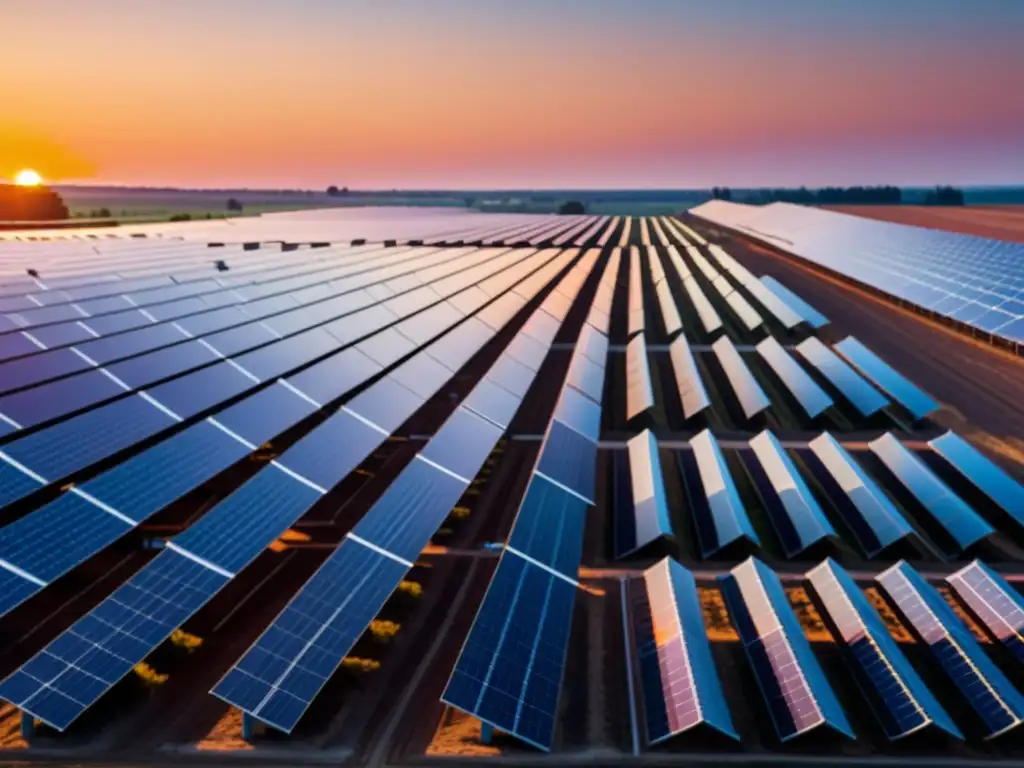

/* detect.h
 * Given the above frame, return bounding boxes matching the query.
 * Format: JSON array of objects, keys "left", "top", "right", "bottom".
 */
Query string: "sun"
[{"left": 14, "top": 169, "right": 43, "bottom": 187}]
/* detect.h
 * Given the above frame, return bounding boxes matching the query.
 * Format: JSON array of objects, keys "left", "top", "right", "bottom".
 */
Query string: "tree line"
[{"left": 711, "top": 185, "right": 966, "bottom": 206}]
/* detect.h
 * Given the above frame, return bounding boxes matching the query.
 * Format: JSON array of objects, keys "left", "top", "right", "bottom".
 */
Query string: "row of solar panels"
[
  {"left": 629, "top": 332, "right": 938, "bottom": 430},
  {"left": 635, "top": 556, "right": 1024, "bottom": 750},
  {"left": 690, "top": 201, "right": 1024, "bottom": 351},
  {"left": 439, "top": 248, "right": 618, "bottom": 751},
  {"left": 617, "top": 428, "right": 1024, "bottom": 560},
  {"left": 0, "top": 244, "right": 608, "bottom": 733},
  {"left": 624, "top": 239, "right": 830, "bottom": 343}
]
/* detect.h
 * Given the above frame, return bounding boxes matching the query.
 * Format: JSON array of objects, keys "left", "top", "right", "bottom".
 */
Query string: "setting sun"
[{"left": 14, "top": 169, "right": 43, "bottom": 187}]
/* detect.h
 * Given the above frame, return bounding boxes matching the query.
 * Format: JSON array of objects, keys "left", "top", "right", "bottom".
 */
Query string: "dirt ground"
[{"left": 823, "top": 205, "right": 1024, "bottom": 243}]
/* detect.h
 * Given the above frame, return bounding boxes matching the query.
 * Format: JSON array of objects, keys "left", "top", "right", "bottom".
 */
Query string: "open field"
[{"left": 824, "top": 204, "right": 1024, "bottom": 243}]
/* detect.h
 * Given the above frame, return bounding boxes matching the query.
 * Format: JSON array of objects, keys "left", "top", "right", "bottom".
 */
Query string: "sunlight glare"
[{"left": 14, "top": 169, "right": 43, "bottom": 187}]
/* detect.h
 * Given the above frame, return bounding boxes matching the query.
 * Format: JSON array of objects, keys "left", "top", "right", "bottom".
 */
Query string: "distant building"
[{"left": 0, "top": 185, "right": 70, "bottom": 221}]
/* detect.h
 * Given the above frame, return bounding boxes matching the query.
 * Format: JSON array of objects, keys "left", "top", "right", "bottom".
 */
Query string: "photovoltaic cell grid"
[
  {"left": 691, "top": 200, "right": 1024, "bottom": 351},
  {"left": 947, "top": 561, "right": 1024, "bottom": 664},
  {"left": 0, "top": 246, "right": 589, "bottom": 731},
  {"left": 719, "top": 557, "right": 854, "bottom": 742},
  {"left": 440, "top": 250, "right": 618, "bottom": 752},
  {"left": 212, "top": 249, "right": 601, "bottom": 732},
  {"left": 633, "top": 558, "right": 738, "bottom": 744},
  {"left": 0, "top": 247, "right": 570, "bottom": 617},
  {"left": 807, "top": 559, "right": 962, "bottom": 740},
  {"left": 877, "top": 561, "right": 1024, "bottom": 739}
]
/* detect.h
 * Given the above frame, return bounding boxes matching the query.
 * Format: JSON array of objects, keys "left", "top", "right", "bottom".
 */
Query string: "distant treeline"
[{"left": 711, "top": 185, "right": 966, "bottom": 206}]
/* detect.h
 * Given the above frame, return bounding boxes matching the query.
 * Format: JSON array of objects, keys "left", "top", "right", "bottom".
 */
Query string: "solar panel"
[
  {"left": 712, "top": 336, "right": 770, "bottom": 420},
  {"left": 613, "top": 430, "right": 673, "bottom": 558},
  {"left": 834, "top": 337, "right": 939, "bottom": 420},
  {"left": 639, "top": 218, "right": 652, "bottom": 246},
  {"left": 719, "top": 557, "right": 854, "bottom": 741},
  {"left": 807, "top": 559, "right": 962, "bottom": 740},
  {"left": 806, "top": 433, "right": 914, "bottom": 557},
  {"left": 655, "top": 279, "right": 683, "bottom": 337},
  {"left": 794, "top": 338, "right": 889, "bottom": 417},
  {"left": 683, "top": 277, "right": 722, "bottom": 334},
  {"left": 755, "top": 337, "right": 834, "bottom": 418},
  {"left": 687, "top": 429, "right": 759, "bottom": 556},
  {"left": 625, "top": 333, "right": 655, "bottom": 421},
  {"left": 747, "top": 430, "right": 835, "bottom": 557},
  {"left": 628, "top": 247, "right": 645, "bottom": 337},
  {"left": 947, "top": 561, "right": 1024, "bottom": 663},
  {"left": 634, "top": 558, "right": 738, "bottom": 744},
  {"left": 758, "top": 277, "right": 830, "bottom": 329},
  {"left": 928, "top": 431, "right": 1024, "bottom": 530},
  {"left": 667, "top": 336, "right": 710, "bottom": 419},
  {"left": 868, "top": 433, "right": 993, "bottom": 551},
  {"left": 0, "top": 549, "right": 229, "bottom": 731},
  {"left": 877, "top": 561, "right": 1024, "bottom": 739},
  {"left": 743, "top": 280, "right": 804, "bottom": 330},
  {"left": 618, "top": 217, "right": 632, "bottom": 248}
]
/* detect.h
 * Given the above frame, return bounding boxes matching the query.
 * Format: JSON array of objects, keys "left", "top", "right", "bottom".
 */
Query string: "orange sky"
[{"left": 3, "top": 0, "right": 1023, "bottom": 188}]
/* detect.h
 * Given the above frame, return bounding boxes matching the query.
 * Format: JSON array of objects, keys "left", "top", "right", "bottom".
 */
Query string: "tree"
[
  {"left": 924, "top": 186, "right": 965, "bottom": 206},
  {"left": 226, "top": 198, "right": 244, "bottom": 213},
  {"left": 327, "top": 185, "right": 339, "bottom": 196},
  {"left": 0, "top": 184, "right": 69, "bottom": 221},
  {"left": 558, "top": 200, "right": 585, "bottom": 215}
]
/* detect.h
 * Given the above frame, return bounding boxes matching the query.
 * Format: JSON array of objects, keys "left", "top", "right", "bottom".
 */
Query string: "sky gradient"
[{"left": 3, "top": 0, "right": 1023, "bottom": 189}]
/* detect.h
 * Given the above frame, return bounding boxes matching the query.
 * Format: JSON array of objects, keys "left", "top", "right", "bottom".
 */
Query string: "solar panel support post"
[
  {"left": 480, "top": 721, "right": 494, "bottom": 745},
  {"left": 241, "top": 711, "right": 262, "bottom": 742},
  {"left": 20, "top": 711, "right": 35, "bottom": 742}
]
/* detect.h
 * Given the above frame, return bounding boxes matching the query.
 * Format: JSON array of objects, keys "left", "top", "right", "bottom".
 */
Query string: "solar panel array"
[
  {"left": 3, "top": 210, "right": 1024, "bottom": 759},
  {"left": 690, "top": 200, "right": 1024, "bottom": 354}
]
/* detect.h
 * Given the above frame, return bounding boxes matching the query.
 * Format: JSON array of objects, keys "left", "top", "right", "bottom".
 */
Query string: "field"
[
  {"left": 54, "top": 187, "right": 700, "bottom": 223},
  {"left": 825, "top": 204, "right": 1024, "bottom": 243}
]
